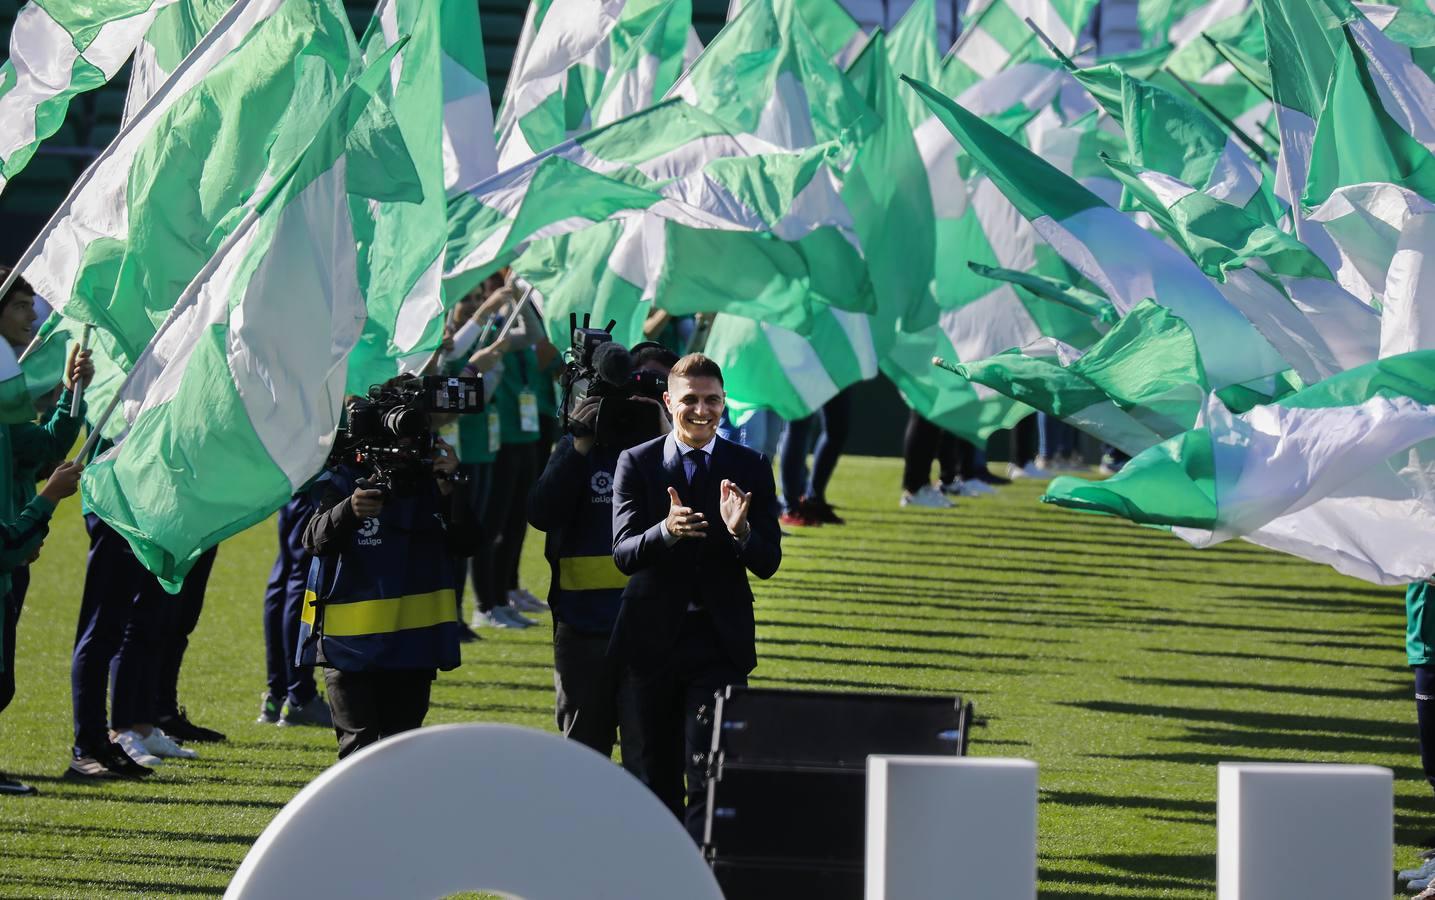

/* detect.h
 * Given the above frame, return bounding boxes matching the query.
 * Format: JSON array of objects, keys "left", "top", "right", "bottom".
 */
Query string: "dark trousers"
[
  {"left": 263, "top": 497, "right": 318, "bottom": 705},
  {"left": 73, "top": 516, "right": 146, "bottom": 752},
  {"left": 633, "top": 611, "right": 747, "bottom": 841},
  {"left": 902, "top": 411, "right": 943, "bottom": 493},
  {"left": 1010, "top": 415, "right": 1039, "bottom": 467},
  {"left": 324, "top": 667, "right": 434, "bottom": 761},
  {"left": 0, "top": 570, "right": 24, "bottom": 717},
  {"left": 453, "top": 463, "right": 492, "bottom": 611},
  {"left": 478, "top": 441, "right": 536, "bottom": 611},
  {"left": 155, "top": 546, "right": 217, "bottom": 721},
  {"left": 554, "top": 623, "right": 643, "bottom": 778},
  {"left": 1417, "top": 666, "right": 1435, "bottom": 795},
  {"left": 109, "top": 564, "right": 170, "bottom": 731},
  {"left": 779, "top": 388, "right": 853, "bottom": 506}
]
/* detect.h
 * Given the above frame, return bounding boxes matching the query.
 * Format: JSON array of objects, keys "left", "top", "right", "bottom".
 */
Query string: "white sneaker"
[
  {"left": 494, "top": 605, "right": 537, "bottom": 628},
  {"left": 507, "top": 589, "right": 549, "bottom": 613},
  {"left": 114, "top": 730, "right": 162, "bottom": 767},
  {"left": 1033, "top": 455, "right": 1052, "bottom": 472},
  {"left": 472, "top": 609, "right": 514, "bottom": 629},
  {"left": 900, "top": 484, "right": 954, "bottom": 508},
  {"left": 1005, "top": 462, "right": 1030, "bottom": 480},
  {"left": 1021, "top": 461, "right": 1046, "bottom": 478},
  {"left": 939, "top": 479, "right": 963, "bottom": 497},
  {"left": 959, "top": 479, "right": 995, "bottom": 497},
  {"left": 142, "top": 728, "right": 197, "bottom": 760}
]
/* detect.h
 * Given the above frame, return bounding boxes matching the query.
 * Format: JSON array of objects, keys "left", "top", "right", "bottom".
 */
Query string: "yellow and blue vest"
[
  {"left": 297, "top": 468, "right": 461, "bottom": 672},
  {"left": 546, "top": 446, "right": 628, "bottom": 634}
]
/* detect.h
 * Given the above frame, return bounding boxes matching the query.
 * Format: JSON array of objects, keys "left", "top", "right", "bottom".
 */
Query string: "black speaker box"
[
  {"left": 709, "top": 686, "right": 972, "bottom": 769},
  {"left": 703, "top": 764, "right": 866, "bottom": 861},
  {"left": 711, "top": 857, "right": 863, "bottom": 900}
]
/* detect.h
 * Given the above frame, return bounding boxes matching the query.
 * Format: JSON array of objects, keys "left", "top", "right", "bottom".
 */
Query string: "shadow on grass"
[
  {"left": 1039, "top": 852, "right": 1212, "bottom": 891},
  {"left": 1144, "top": 646, "right": 1400, "bottom": 671},
  {"left": 1066, "top": 700, "right": 1412, "bottom": 739},
  {"left": 0, "top": 871, "right": 225, "bottom": 896},
  {"left": 1121, "top": 675, "right": 1409, "bottom": 703},
  {"left": 0, "top": 820, "right": 256, "bottom": 846},
  {"left": 1042, "top": 790, "right": 1213, "bottom": 817}
]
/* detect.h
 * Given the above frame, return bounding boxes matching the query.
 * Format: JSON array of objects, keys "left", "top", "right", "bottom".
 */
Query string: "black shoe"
[
  {"left": 157, "top": 706, "right": 226, "bottom": 743},
  {"left": 974, "top": 470, "right": 1011, "bottom": 486},
  {"left": 66, "top": 742, "right": 152, "bottom": 780},
  {"left": 457, "top": 622, "right": 482, "bottom": 643},
  {"left": 0, "top": 772, "right": 37, "bottom": 795}
]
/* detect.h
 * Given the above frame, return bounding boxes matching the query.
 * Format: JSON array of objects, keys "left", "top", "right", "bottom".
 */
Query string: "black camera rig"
[
  {"left": 559, "top": 313, "right": 668, "bottom": 451},
  {"left": 330, "top": 374, "right": 484, "bottom": 494}
]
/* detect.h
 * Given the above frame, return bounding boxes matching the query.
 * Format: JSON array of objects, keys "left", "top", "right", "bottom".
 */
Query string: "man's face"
[
  {"left": 664, "top": 373, "right": 723, "bottom": 448},
  {"left": 0, "top": 292, "right": 37, "bottom": 348}
]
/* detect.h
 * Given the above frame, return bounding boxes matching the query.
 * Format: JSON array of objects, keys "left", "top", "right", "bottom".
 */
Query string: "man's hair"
[
  {"left": 632, "top": 345, "right": 679, "bottom": 372},
  {"left": 0, "top": 265, "right": 34, "bottom": 311},
  {"left": 669, "top": 352, "right": 723, "bottom": 387}
]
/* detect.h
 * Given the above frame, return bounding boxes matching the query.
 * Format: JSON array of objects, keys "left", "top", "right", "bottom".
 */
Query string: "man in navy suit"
[{"left": 611, "top": 353, "right": 782, "bottom": 837}]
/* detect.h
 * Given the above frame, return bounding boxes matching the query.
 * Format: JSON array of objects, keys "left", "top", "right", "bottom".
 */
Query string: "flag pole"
[
  {"left": 1200, "top": 33, "right": 1275, "bottom": 103},
  {"left": 1163, "top": 68, "right": 1273, "bottom": 166},
  {"left": 68, "top": 325, "right": 92, "bottom": 418}
]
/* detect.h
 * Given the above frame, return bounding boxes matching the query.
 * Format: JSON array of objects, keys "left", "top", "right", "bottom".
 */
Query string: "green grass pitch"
[{"left": 0, "top": 456, "right": 1424, "bottom": 897}]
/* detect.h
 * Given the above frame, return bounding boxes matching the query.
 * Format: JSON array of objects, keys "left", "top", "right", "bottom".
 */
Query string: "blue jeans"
[
  {"left": 1037, "top": 413, "right": 1075, "bottom": 458},
  {"left": 263, "top": 496, "right": 317, "bottom": 706},
  {"left": 778, "top": 390, "right": 852, "bottom": 505}
]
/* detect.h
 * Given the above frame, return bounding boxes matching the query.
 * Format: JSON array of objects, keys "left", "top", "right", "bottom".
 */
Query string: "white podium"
[
  {"left": 866, "top": 756, "right": 1038, "bottom": 900},
  {"left": 1218, "top": 762, "right": 1393, "bottom": 900}
]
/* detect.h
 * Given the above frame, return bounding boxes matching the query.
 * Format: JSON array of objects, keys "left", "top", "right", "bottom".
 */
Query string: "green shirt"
[
  {"left": 1409, "top": 581, "right": 1435, "bottom": 666},
  {"left": 496, "top": 348, "right": 542, "bottom": 446}
]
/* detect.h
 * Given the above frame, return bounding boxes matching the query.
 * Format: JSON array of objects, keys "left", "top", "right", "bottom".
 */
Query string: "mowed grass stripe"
[{"left": 0, "top": 455, "right": 1420, "bottom": 897}]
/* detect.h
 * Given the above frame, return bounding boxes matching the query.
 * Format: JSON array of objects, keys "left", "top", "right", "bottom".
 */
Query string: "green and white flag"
[
  {"left": 1043, "top": 351, "right": 1435, "bottom": 585},
  {"left": 344, "top": 0, "right": 498, "bottom": 394},
  {"left": 0, "top": 0, "right": 177, "bottom": 194},
  {"left": 950, "top": 299, "right": 1208, "bottom": 454},
  {"left": 1106, "top": 157, "right": 1380, "bottom": 383},
  {"left": 592, "top": 0, "right": 696, "bottom": 127},
  {"left": 704, "top": 307, "right": 878, "bottom": 422},
  {"left": 1158, "top": 4, "right": 1274, "bottom": 150},
  {"left": 446, "top": 99, "right": 871, "bottom": 333},
  {"left": 950, "top": 0, "right": 1097, "bottom": 91},
  {"left": 495, "top": 0, "right": 692, "bottom": 169},
  {"left": 906, "top": 75, "right": 1290, "bottom": 393},
  {"left": 1303, "top": 10, "right": 1435, "bottom": 323},
  {"left": 123, "top": 0, "right": 234, "bottom": 119},
  {"left": 726, "top": 0, "right": 866, "bottom": 67},
  {"left": 16, "top": 0, "right": 358, "bottom": 371},
  {"left": 82, "top": 42, "right": 418, "bottom": 590}
]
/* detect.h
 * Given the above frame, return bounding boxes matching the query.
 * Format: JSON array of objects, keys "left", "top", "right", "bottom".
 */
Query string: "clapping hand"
[
  {"left": 665, "top": 486, "right": 708, "bottom": 539},
  {"left": 720, "top": 479, "right": 752, "bottom": 540}
]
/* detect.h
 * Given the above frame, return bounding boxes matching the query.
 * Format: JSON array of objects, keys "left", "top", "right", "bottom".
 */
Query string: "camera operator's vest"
[
  {"left": 549, "top": 448, "right": 628, "bottom": 634},
  {"left": 297, "top": 469, "right": 461, "bottom": 672}
]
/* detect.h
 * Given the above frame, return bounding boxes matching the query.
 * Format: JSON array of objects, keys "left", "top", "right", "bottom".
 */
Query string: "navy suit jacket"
[{"left": 610, "top": 433, "right": 781, "bottom": 673}]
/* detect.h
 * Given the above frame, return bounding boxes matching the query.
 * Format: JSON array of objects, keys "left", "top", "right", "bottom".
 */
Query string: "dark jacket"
[
  {"left": 527, "top": 436, "right": 627, "bottom": 634},
  {"left": 610, "top": 433, "right": 781, "bottom": 674},
  {"left": 297, "top": 464, "right": 477, "bottom": 672}
]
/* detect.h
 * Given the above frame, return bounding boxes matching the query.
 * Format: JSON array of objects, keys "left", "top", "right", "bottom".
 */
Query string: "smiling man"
[{"left": 610, "top": 352, "right": 781, "bottom": 838}]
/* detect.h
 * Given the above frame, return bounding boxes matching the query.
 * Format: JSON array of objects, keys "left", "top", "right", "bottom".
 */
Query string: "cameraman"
[
  {"left": 527, "top": 342, "right": 676, "bottom": 770},
  {"left": 299, "top": 381, "right": 477, "bottom": 760}
]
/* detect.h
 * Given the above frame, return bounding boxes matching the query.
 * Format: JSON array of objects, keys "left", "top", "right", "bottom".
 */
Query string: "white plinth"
[
  {"left": 866, "top": 756, "right": 1038, "bottom": 900},
  {"left": 1218, "top": 762, "right": 1392, "bottom": 900}
]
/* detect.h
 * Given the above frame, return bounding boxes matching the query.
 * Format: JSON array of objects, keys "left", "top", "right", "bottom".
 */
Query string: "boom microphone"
[{"left": 592, "top": 341, "right": 633, "bottom": 388}]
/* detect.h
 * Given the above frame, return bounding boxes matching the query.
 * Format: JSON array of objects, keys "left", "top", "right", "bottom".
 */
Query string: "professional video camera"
[
  {"left": 331, "top": 374, "right": 484, "bottom": 494},
  {"left": 560, "top": 313, "right": 668, "bottom": 450}
]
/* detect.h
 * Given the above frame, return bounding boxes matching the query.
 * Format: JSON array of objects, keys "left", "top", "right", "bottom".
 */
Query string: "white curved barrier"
[{"left": 226, "top": 723, "right": 724, "bottom": 900}]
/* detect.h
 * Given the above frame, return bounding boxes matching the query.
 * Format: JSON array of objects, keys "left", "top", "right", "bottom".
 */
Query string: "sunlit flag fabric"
[
  {"left": 905, "top": 75, "right": 1291, "bottom": 396},
  {"left": 446, "top": 98, "right": 870, "bottom": 335},
  {"left": 1042, "top": 351, "right": 1435, "bottom": 586},
  {"left": 81, "top": 43, "right": 420, "bottom": 591},
  {"left": 495, "top": 0, "right": 693, "bottom": 169},
  {"left": 0, "top": 0, "right": 177, "bottom": 194},
  {"left": 13, "top": 0, "right": 360, "bottom": 445},
  {"left": 343, "top": 0, "right": 499, "bottom": 394}
]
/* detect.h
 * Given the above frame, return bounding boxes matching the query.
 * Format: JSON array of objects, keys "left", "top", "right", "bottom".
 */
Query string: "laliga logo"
[
  {"left": 590, "top": 470, "right": 614, "bottom": 496},
  {"left": 358, "top": 518, "right": 380, "bottom": 538}
]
